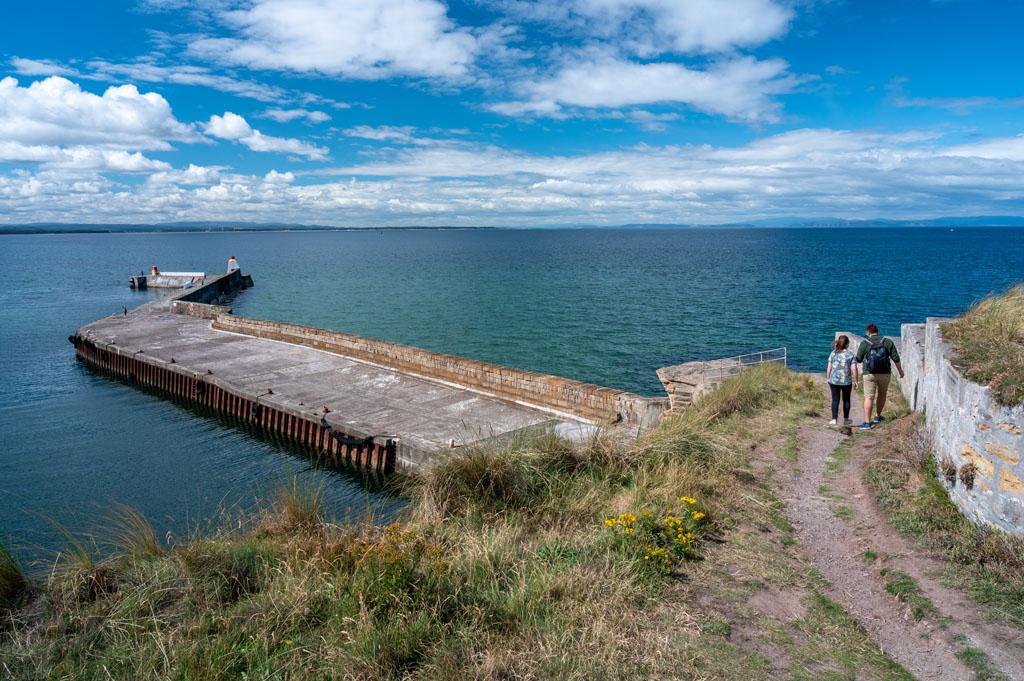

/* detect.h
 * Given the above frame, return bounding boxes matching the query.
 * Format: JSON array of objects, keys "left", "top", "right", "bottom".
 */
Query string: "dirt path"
[{"left": 777, "top": 382, "right": 1024, "bottom": 680}]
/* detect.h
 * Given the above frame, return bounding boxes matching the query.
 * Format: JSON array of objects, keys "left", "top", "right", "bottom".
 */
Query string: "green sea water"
[{"left": 1, "top": 227, "right": 1021, "bottom": 562}]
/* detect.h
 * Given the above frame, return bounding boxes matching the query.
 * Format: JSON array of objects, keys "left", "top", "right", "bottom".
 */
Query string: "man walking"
[{"left": 856, "top": 323, "right": 904, "bottom": 429}]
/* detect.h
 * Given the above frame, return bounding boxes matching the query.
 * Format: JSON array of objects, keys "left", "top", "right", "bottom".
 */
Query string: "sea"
[{"left": 1, "top": 227, "right": 1022, "bottom": 564}]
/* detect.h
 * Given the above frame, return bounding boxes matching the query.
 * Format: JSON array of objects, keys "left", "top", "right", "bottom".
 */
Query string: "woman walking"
[{"left": 826, "top": 335, "right": 858, "bottom": 426}]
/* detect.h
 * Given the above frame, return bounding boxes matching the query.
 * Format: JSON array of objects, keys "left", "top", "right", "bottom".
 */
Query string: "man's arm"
[{"left": 885, "top": 338, "right": 904, "bottom": 377}]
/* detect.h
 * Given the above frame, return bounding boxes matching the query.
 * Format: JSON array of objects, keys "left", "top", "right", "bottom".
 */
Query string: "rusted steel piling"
[{"left": 69, "top": 335, "right": 397, "bottom": 473}]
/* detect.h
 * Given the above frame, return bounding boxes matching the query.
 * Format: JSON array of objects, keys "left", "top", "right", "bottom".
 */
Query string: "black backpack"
[{"left": 865, "top": 339, "right": 891, "bottom": 373}]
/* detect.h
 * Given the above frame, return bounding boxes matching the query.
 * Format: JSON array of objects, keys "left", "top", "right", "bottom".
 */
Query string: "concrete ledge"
[{"left": 211, "top": 313, "right": 663, "bottom": 426}]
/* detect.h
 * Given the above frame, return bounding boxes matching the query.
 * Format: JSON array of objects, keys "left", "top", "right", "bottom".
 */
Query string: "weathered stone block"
[
  {"left": 986, "top": 440, "right": 1020, "bottom": 465},
  {"left": 1000, "top": 469, "right": 1024, "bottom": 496},
  {"left": 959, "top": 444, "right": 994, "bottom": 479},
  {"left": 998, "top": 422, "right": 1022, "bottom": 436}
]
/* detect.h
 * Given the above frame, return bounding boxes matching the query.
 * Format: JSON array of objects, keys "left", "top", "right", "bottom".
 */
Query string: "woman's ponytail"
[{"left": 832, "top": 335, "right": 849, "bottom": 352}]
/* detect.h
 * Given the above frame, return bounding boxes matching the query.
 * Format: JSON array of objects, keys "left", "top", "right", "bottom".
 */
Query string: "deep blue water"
[{"left": 1, "top": 227, "right": 1022, "bottom": 563}]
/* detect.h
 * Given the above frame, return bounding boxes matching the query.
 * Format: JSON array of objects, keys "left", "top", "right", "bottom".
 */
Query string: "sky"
[{"left": 1, "top": 0, "right": 1022, "bottom": 226}]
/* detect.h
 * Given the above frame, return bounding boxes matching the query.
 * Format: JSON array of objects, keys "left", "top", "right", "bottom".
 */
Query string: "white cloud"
[
  {"left": 623, "top": 110, "right": 681, "bottom": 131},
  {"left": 9, "top": 57, "right": 81, "bottom": 77},
  {"left": 3, "top": 128, "right": 1022, "bottom": 225},
  {"left": 893, "top": 95, "right": 999, "bottom": 115},
  {"left": 0, "top": 76, "right": 200, "bottom": 150},
  {"left": 491, "top": 56, "right": 798, "bottom": 122},
  {"left": 205, "top": 112, "right": 254, "bottom": 140},
  {"left": 261, "top": 108, "right": 331, "bottom": 124},
  {"left": 263, "top": 169, "right": 296, "bottom": 183},
  {"left": 825, "top": 65, "right": 855, "bottom": 76},
  {"left": 943, "top": 135, "right": 1024, "bottom": 161},
  {"left": 483, "top": 0, "right": 797, "bottom": 125},
  {"left": 12, "top": 56, "right": 347, "bottom": 108},
  {"left": 204, "top": 112, "right": 329, "bottom": 160},
  {"left": 189, "top": 0, "right": 478, "bottom": 80},
  {"left": 147, "top": 163, "right": 223, "bottom": 185},
  {"left": 884, "top": 78, "right": 1024, "bottom": 115},
  {"left": 85, "top": 59, "right": 287, "bottom": 102},
  {"left": 0, "top": 142, "right": 172, "bottom": 173},
  {"left": 343, "top": 125, "right": 418, "bottom": 143},
  {"left": 497, "top": 0, "right": 791, "bottom": 55}
]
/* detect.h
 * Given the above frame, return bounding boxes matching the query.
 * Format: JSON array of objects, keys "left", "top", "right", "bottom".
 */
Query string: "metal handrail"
[{"left": 701, "top": 347, "right": 787, "bottom": 383}]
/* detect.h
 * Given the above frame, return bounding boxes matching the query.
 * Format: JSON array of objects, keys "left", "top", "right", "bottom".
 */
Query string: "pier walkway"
[{"left": 73, "top": 270, "right": 661, "bottom": 471}]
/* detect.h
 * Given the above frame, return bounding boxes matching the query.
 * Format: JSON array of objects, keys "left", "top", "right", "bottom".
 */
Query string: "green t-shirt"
[{"left": 855, "top": 335, "right": 900, "bottom": 374}]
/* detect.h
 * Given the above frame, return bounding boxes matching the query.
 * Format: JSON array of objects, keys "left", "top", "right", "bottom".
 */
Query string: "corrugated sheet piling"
[{"left": 69, "top": 334, "right": 396, "bottom": 473}]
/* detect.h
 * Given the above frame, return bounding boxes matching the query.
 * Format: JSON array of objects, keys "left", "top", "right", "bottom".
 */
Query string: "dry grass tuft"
[
  {"left": 0, "top": 539, "right": 31, "bottom": 612},
  {"left": 943, "top": 282, "right": 1024, "bottom": 405},
  {"left": 269, "top": 475, "right": 326, "bottom": 532},
  {"left": 95, "top": 501, "right": 163, "bottom": 557}
]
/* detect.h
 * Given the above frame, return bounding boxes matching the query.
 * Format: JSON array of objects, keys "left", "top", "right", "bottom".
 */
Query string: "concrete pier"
[
  {"left": 73, "top": 269, "right": 665, "bottom": 472},
  {"left": 130, "top": 272, "right": 208, "bottom": 289}
]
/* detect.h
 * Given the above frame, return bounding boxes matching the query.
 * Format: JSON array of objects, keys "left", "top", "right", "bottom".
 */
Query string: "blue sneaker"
[
  {"left": 873, "top": 415, "right": 885, "bottom": 423},
  {"left": 859, "top": 422, "right": 873, "bottom": 430}
]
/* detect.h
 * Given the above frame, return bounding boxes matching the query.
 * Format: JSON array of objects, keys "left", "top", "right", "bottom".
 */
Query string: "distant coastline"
[{"left": 1, "top": 216, "right": 1023, "bottom": 235}]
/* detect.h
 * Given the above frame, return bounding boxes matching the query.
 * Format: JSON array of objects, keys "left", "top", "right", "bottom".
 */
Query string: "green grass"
[
  {"left": 866, "top": 417, "right": 1024, "bottom": 627},
  {"left": 824, "top": 444, "right": 853, "bottom": 481},
  {"left": 955, "top": 647, "right": 1011, "bottom": 681},
  {"left": 942, "top": 282, "right": 1024, "bottom": 406},
  {"left": 879, "top": 568, "right": 935, "bottom": 620},
  {"left": 831, "top": 505, "right": 854, "bottom": 522},
  {"left": 786, "top": 592, "right": 916, "bottom": 681},
  {"left": 0, "top": 366, "right": 916, "bottom": 680}
]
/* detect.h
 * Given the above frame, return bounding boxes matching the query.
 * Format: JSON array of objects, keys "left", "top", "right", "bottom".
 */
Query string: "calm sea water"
[{"left": 1, "top": 227, "right": 1022, "bottom": 562}]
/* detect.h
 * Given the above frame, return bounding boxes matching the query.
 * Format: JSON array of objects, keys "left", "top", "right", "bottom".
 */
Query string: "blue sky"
[{"left": 1, "top": 0, "right": 1022, "bottom": 226}]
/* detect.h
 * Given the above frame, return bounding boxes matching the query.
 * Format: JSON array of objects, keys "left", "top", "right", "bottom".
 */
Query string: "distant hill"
[
  {"left": 0, "top": 222, "right": 497, "bottom": 234},
  {"left": 1, "top": 217, "right": 1022, "bottom": 234}
]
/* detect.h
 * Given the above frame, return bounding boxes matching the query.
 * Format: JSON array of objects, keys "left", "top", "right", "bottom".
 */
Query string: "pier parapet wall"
[
  {"left": 169, "top": 269, "right": 252, "bottom": 318},
  {"left": 209, "top": 314, "right": 665, "bottom": 426},
  {"left": 901, "top": 319, "right": 1023, "bottom": 533},
  {"left": 836, "top": 324, "right": 1023, "bottom": 533}
]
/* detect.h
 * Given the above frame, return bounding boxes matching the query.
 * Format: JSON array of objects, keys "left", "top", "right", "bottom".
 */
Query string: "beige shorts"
[{"left": 863, "top": 373, "right": 891, "bottom": 400}]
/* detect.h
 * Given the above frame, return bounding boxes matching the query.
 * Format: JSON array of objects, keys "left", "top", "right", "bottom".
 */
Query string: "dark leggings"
[{"left": 829, "top": 383, "right": 852, "bottom": 420}]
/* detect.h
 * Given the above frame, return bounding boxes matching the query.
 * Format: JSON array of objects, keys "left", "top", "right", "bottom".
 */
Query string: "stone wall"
[
  {"left": 210, "top": 314, "right": 665, "bottom": 426},
  {"left": 175, "top": 269, "right": 253, "bottom": 306},
  {"left": 900, "top": 318, "right": 1024, "bottom": 533},
  {"left": 170, "top": 300, "right": 232, "bottom": 319}
]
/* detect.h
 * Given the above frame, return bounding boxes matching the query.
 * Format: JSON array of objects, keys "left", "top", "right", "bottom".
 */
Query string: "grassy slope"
[
  {"left": 866, "top": 416, "right": 1024, "bottom": 628},
  {"left": 1, "top": 366, "right": 916, "bottom": 680},
  {"left": 942, "top": 282, "right": 1024, "bottom": 406}
]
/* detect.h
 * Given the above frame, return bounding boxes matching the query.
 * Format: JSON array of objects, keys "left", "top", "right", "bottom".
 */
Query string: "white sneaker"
[{"left": 829, "top": 419, "right": 837, "bottom": 425}]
